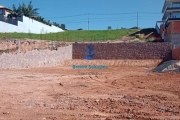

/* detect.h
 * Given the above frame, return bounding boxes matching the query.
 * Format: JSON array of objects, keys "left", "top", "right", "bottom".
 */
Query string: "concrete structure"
[
  {"left": 156, "top": 0, "right": 180, "bottom": 48},
  {"left": 0, "top": 5, "right": 11, "bottom": 17},
  {"left": 0, "top": 16, "right": 64, "bottom": 34},
  {"left": 0, "top": 5, "right": 64, "bottom": 34}
]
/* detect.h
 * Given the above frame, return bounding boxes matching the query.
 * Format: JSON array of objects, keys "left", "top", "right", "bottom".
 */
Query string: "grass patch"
[{"left": 0, "top": 29, "right": 138, "bottom": 42}]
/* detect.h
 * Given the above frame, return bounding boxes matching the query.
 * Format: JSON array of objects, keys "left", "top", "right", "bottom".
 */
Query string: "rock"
[
  {"left": 105, "top": 118, "right": 112, "bottom": 120},
  {"left": 138, "top": 86, "right": 146, "bottom": 89},
  {"left": 2, "top": 112, "right": 10, "bottom": 115},
  {"left": 153, "top": 60, "right": 180, "bottom": 73},
  {"left": 124, "top": 114, "right": 133, "bottom": 119}
]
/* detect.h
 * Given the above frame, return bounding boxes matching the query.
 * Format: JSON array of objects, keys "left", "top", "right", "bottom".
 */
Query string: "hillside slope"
[{"left": 0, "top": 29, "right": 137, "bottom": 42}]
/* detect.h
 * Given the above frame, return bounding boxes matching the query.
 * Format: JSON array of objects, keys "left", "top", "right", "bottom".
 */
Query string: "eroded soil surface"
[{"left": 0, "top": 65, "right": 180, "bottom": 120}]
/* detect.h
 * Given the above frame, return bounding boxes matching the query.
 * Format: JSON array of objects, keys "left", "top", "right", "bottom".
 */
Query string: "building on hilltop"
[
  {"left": 0, "top": 5, "right": 18, "bottom": 25},
  {"left": 156, "top": 0, "right": 180, "bottom": 48},
  {"left": 0, "top": 5, "right": 12, "bottom": 18}
]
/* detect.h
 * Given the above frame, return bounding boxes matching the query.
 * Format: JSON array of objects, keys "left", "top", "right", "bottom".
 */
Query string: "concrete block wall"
[
  {"left": 165, "top": 33, "right": 180, "bottom": 48},
  {"left": 169, "top": 33, "right": 180, "bottom": 44},
  {"left": 72, "top": 43, "right": 172, "bottom": 61},
  {"left": 173, "top": 21, "right": 180, "bottom": 33},
  {"left": 164, "top": 21, "right": 180, "bottom": 44},
  {"left": 0, "top": 16, "right": 64, "bottom": 34},
  {"left": 164, "top": 22, "right": 173, "bottom": 42},
  {"left": 160, "top": 24, "right": 164, "bottom": 36},
  {"left": 172, "top": 46, "right": 180, "bottom": 60},
  {"left": 0, "top": 45, "right": 72, "bottom": 69},
  {"left": 164, "top": 21, "right": 180, "bottom": 36}
]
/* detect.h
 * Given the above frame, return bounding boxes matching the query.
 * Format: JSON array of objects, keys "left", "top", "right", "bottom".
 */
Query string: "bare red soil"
[{"left": 0, "top": 63, "right": 179, "bottom": 120}]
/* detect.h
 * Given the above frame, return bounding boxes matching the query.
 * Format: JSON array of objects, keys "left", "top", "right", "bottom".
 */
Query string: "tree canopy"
[
  {"left": 8, "top": 4, "right": 23, "bottom": 18},
  {"left": 8, "top": 1, "right": 66, "bottom": 30},
  {"left": 8, "top": 1, "right": 39, "bottom": 18}
]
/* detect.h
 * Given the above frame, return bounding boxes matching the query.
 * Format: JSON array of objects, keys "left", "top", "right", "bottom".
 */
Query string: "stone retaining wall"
[
  {"left": 0, "top": 42, "right": 175, "bottom": 69},
  {"left": 72, "top": 43, "right": 172, "bottom": 61},
  {"left": 0, "top": 45, "right": 72, "bottom": 69}
]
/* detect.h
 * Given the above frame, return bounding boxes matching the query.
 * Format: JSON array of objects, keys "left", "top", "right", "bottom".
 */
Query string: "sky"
[{"left": 1, "top": 0, "right": 165, "bottom": 30}]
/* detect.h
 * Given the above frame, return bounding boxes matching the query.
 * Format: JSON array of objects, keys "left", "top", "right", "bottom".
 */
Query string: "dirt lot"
[{"left": 0, "top": 61, "right": 180, "bottom": 120}]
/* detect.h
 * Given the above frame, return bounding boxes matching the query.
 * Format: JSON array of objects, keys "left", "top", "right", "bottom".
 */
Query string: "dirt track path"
[{"left": 0, "top": 66, "right": 180, "bottom": 120}]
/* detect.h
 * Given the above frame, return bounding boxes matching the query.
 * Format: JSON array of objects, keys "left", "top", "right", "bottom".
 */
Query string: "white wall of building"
[{"left": 0, "top": 16, "right": 64, "bottom": 34}]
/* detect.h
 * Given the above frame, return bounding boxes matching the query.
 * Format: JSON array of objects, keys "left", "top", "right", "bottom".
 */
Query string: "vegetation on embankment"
[{"left": 0, "top": 29, "right": 138, "bottom": 42}]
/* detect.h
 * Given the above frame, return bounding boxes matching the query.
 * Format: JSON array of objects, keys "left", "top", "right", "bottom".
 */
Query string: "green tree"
[
  {"left": 34, "top": 16, "right": 44, "bottom": 22},
  {"left": 52, "top": 22, "right": 59, "bottom": 27},
  {"left": 8, "top": 1, "right": 39, "bottom": 18},
  {"left": 8, "top": 4, "right": 23, "bottom": 18},
  {"left": 43, "top": 19, "right": 51, "bottom": 26},
  {"left": 21, "top": 1, "right": 39, "bottom": 18},
  {"left": 59, "top": 24, "right": 66, "bottom": 30},
  {"left": 47, "top": 20, "right": 51, "bottom": 26},
  {"left": 108, "top": 26, "right": 112, "bottom": 30}
]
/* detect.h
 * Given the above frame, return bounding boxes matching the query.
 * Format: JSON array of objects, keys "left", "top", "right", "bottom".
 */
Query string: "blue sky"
[{"left": 1, "top": 0, "right": 165, "bottom": 30}]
